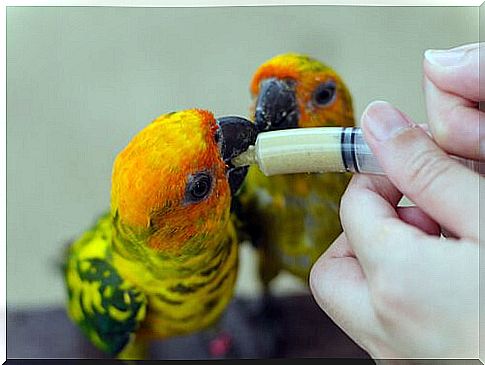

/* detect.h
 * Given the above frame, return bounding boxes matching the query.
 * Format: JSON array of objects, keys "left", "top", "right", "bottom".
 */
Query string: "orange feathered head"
[
  {"left": 250, "top": 53, "right": 354, "bottom": 130},
  {"left": 110, "top": 109, "right": 256, "bottom": 255}
]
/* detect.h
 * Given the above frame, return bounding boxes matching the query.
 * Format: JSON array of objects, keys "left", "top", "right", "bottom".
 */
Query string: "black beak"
[
  {"left": 254, "top": 78, "right": 299, "bottom": 132},
  {"left": 216, "top": 116, "right": 258, "bottom": 196}
]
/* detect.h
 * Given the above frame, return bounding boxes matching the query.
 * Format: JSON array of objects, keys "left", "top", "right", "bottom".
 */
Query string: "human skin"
[{"left": 309, "top": 43, "right": 482, "bottom": 359}]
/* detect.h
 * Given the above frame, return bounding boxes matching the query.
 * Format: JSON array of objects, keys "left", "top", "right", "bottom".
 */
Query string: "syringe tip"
[{"left": 231, "top": 145, "right": 257, "bottom": 167}]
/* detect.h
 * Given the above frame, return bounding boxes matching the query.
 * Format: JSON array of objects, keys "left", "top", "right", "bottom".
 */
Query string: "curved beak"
[
  {"left": 254, "top": 78, "right": 299, "bottom": 132},
  {"left": 216, "top": 116, "right": 258, "bottom": 195}
]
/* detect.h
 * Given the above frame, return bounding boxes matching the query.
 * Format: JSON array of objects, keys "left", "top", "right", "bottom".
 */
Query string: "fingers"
[
  {"left": 423, "top": 76, "right": 483, "bottom": 159},
  {"left": 309, "top": 233, "right": 375, "bottom": 352},
  {"left": 361, "top": 100, "right": 480, "bottom": 240},
  {"left": 340, "top": 173, "right": 427, "bottom": 276},
  {"left": 396, "top": 206, "right": 441, "bottom": 236},
  {"left": 424, "top": 43, "right": 482, "bottom": 101},
  {"left": 423, "top": 43, "right": 485, "bottom": 160}
]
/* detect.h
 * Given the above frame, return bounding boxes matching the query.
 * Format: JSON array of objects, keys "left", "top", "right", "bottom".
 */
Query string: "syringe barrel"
[
  {"left": 342, "top": 127, "right": 485, "bottom": 175},
  {"left": 254, "top": 127, "right": 347, "bottom": 175},
  {"left": 340, "top": 127, "right": 383, "bottom": 174},
  {"left": 254, "top": 127, "right": 484, "bottom": 176}
]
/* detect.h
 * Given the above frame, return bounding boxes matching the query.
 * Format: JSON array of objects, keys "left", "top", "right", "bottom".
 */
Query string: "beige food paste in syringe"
[{"left": 232, "top": 127, "right": 484, "bottom": 176}]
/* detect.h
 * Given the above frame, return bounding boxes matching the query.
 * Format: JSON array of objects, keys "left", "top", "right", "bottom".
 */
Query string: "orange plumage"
[
  {"left": 65, "top": 109, "right": 256, "bottom": 359},
  {"left": 237, "top": 53, "right": 355, "bottom": 287},
  {"left": 250, "top": 53, "right": 354, "bottom": 128}
]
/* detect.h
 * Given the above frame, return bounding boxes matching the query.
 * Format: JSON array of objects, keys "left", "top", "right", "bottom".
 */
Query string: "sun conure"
[
  {"left": 234, "top": 53, "right": 355, "bottom": 290},
  {"left": 64, "top": 109, "right": 257, "bottom": 359}
]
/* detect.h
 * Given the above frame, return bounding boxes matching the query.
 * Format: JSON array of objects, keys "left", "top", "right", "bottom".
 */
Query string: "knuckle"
[
  {"left": 339, "top": 188, "right": 354, "bottom": 219},
  {"left": 403, "top": 148, "right": 453, "bottom": 198},
  {"left": 340, "top": 190, "right": 350, "bottom": 215},
  {"left": 430, "top": 115, "right": 452, "bottom": 145}
]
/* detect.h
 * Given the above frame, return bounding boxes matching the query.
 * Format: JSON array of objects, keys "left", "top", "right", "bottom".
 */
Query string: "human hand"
[
  {"left": 423, "top": 42, "right": 483, "bottom": 160},
  {"left": 309, "top": 43, "right": 482, "bottom": 359}
]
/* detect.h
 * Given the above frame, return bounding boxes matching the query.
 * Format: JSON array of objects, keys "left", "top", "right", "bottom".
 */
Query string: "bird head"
[
  {"left": 110, "top": 109, "right": 256, "bottom": 256},
  {"left": 250, "top": 53, "right": 354, "bottom": 131}
]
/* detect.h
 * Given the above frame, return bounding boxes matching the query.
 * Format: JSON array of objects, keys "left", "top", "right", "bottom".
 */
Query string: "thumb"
[{"left": 361, "top": 100, "right": 479, "bottom": 239}]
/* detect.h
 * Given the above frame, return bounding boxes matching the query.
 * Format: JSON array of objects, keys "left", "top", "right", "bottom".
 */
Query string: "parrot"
[
  {"left": 234, "top": 53, "right": 355, "bottom": 297},
  {"left": 64, "top": 109, "right": 257, "bottom": 359}
]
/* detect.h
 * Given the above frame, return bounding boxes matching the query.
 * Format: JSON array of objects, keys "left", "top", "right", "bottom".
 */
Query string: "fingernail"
[
  {"left": 424, "top": 47, "right": 468, "bottom": 67},
  {"left": 362, "top": 101, "right": 412, "bottom": 141}
]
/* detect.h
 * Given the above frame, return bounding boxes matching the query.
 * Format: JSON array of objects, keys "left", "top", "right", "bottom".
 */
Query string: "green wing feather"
[{"left": 64, "top": 214, "right": 147, "bottom": 355}]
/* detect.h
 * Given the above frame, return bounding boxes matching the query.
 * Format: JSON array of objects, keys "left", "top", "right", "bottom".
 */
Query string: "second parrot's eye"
[
  {"left": 312, "top": 81, "right": 337, "bottom": 107},
  {"left": 185, "top": 172, "right": 213, "bottom": 204}
]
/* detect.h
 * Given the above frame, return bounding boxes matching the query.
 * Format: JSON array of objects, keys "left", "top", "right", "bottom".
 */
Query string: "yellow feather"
[
  {"left": 241, "top": 54, "right": 355, "bottom": 284},
  {"left": 64, "top": 109, "right": 239, "bottom": 358}
]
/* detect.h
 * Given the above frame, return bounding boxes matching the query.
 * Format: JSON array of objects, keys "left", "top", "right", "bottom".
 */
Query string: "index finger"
[{"left": 339, "top": 174, "right": 428, "bottom": 279}]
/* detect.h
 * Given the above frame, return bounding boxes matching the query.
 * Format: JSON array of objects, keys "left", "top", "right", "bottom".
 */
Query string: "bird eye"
[
  {"left": 312, "top": 81, "right": 337, "bottom": 107},
  {"left": 185, "top": 172, "right": 213, "bottom": 203}
]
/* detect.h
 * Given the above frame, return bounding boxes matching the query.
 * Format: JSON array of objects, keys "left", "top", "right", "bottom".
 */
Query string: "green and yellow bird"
[
  {"left": 64, "top": 109, "right": 257, "bottom": 359},
  {"left": 235, "top": 53, "right": 355, "bottom": 290}
]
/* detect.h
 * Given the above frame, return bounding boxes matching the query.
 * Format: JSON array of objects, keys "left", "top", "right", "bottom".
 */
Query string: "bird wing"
[{"left": 64, "top": 214, "right": 147, "bottom": 356}]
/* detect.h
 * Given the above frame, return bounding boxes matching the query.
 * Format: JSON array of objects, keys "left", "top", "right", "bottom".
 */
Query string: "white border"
[
  {"left": 2, "top": 1, "right": 482, "bottom": 364},
  {"left": 1, "top": 2, "right": 6, "bottom": 363},
  {"left": 3, "top": 0, "right": 485, "bottom": 6},
  {"left": 0, "top": 2, "right": 7, "bottom": 362}
]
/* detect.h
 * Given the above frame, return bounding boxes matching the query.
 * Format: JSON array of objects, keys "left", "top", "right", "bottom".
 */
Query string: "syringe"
[{"left": 231, "top": 127, "right": 484, "bottom": 176}]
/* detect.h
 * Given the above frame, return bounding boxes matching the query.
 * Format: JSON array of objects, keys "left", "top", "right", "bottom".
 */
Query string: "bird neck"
[{"left": 109, "top": 212, "right": 235, "bottom": 289}]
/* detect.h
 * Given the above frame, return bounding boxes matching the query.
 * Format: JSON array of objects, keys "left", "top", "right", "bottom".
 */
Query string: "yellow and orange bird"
[
  {"left": 235, "top": 53, "right": 355, "bottom": 292},
  {"left": 64, "top": 109, "right": 257, "bottom": 359}
]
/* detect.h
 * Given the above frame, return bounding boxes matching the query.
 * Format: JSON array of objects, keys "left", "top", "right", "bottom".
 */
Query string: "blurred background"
[{"left": 6, "top": 4, "right": 479, "bottom": 358}]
